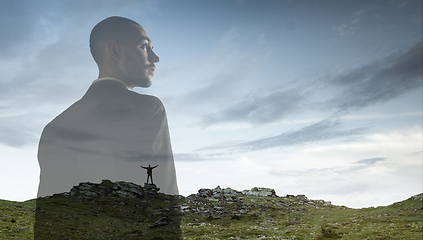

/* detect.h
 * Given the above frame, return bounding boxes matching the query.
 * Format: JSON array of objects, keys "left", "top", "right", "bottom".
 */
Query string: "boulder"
[
  {"left": 212, "top": 186, "right": 222, "bottom": 193},
  {"left": 243, "top": 187, "right": 277, "bottom": 197},
  {"left": 296, "top": 194, "right": 307, "bottom": 200},
  {"left": 198, "top": 188, "right": 213, "bottom": 198},
  {"left": 149, "top": 217, "right": 177, "bottom": 228}
]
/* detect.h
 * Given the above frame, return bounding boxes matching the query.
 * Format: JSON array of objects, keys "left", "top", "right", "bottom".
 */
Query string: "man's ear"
[{"left": 108, "top": 40, "right": 121, "bottom": 61}]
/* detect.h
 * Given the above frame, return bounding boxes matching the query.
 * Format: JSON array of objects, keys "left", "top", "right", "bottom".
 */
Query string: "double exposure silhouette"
[{"left": 35, "top": 16, "right": 181, "bottom": 239}]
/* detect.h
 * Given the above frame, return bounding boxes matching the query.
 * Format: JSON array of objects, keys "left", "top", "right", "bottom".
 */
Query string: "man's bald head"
[{"left": 90, "top": 16, "right": 143, "bottom": 65}]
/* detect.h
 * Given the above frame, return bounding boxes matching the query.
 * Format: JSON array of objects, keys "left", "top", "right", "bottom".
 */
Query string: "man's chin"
[
  {"left": 137, "top": 79, "right": 152, "bottom": 88},
  {"left": 144, "top": 82, "right": 152, "bottom": 88}
]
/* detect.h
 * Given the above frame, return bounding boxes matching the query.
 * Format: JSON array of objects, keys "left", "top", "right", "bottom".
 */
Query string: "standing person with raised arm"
[{"left": 141, "top": 164, "right": 158, "bottom": 184}]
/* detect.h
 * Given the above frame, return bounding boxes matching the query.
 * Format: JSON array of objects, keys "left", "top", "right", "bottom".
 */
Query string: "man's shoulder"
[
  {"left": 128, "top": 91, "right": 164, "bottom": 108},
  {"left": 42, "top": 82, "right": 167, "bottom": 130}
]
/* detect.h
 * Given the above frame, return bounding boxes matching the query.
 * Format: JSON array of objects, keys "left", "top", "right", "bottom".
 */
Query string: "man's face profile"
[{"left": 118, "top": 25, "right": 159, "bottom": 88}]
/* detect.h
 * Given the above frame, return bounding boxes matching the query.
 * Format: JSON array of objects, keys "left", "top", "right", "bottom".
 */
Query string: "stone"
[
  {"left": 143, "top": 183, "right": 160, "bottom": 193},
  {"left": 198, "top": 188, "right": 213, "bottom": 197},
  {"left": 243, "top": 187, "right": 277, "bottom": 197},
  {"left": 129, "top": 187, "right": 143, "bottom": 196},
  {"left": 213, "top": 186, "right": 222, "bottom": 193},
  {"left": 223, "top": 187, "right": 239, "bottom": 195},
  {"left": 180, "top": 205, "right": 190, "bottom": 211},
  {"left": 78, "top": 182, "right": 94, "bottom": 190},
  {"left": 296, "top": 194, "right": 307, "bottom": 200},
  {"left": 149, "top": 217, "right": 176, "bottom": 228},
  {"left": 214, "top": 193, "right": 223, "bottom": 199},
  {"left": 116, "top": 190, "right": 136, "bottom": 199}
]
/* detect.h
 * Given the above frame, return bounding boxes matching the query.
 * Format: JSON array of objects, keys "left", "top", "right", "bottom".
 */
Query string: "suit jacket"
[{"left": 37, "top": 80, "right": 178, "bottom": 197}]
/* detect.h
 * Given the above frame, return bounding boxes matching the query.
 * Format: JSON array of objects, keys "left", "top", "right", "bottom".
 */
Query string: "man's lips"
[{"left": 148, "top": 67, "right": 155, "bottom": 72}]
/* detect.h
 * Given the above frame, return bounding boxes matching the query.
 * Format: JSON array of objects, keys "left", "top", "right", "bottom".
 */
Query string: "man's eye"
[{"left": 140, "top": 44, "right": 148, "bottom": 50}]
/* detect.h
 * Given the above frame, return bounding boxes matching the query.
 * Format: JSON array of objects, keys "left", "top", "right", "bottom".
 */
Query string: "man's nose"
[{"left": 149, "top": 49, "right": 159, "bottom": 63}]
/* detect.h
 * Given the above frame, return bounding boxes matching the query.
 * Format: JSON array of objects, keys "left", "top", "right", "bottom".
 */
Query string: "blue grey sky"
[{"left": 0, "top": 0, "right": 421, "bottom": 208}]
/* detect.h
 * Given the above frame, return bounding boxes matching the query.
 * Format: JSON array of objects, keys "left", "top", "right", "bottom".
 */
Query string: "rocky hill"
[{"left": 0, "top": 181, "right": 422, "bottom": 239}]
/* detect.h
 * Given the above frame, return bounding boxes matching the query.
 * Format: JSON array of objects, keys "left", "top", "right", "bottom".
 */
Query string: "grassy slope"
[
  {"left": 0, "top": 199, "right": 35, "bottom": 239},
  {"left": 181, "top": 194, "right": 422, "bottom": 239},
  {"left": 0, "top": 192, "right": 422, "bottom": 239}
]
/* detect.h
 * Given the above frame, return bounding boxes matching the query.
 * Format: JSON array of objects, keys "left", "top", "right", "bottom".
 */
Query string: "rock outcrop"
[
  {"left": 53, "top": 180, "right": 160, "bottom": 200},
  {"left": 35, "top": 180, "right": 182, "bottom": 239},
  {"left": 187, "top": 186, "right": 278, "bottom": 202},
  {"left": 192, "top": 186, "right": 243, "bottom": 202}
]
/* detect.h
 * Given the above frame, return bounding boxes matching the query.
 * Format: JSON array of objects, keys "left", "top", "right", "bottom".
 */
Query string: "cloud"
[
  {"left": 408, "top": 151, "right": 422, "bottom": 156},
  {"left": 174, "top": 153, "right": 207, "bottom": 162},
  {"left": 331, "top": 6, "right": 377, "bottom": 37},
  {"left": 170, "top": 26, "right": 271, "bottom": 118},
  {"left": 269, "top": 157, "right": 386, "bottom": 177},
  {"left": 0, "top": 115, "right": 39, "bottom": 147},
  {"left": 268, "top": 168, "right": 333, "bottom": 177},
  {"left": 198, "top": 89, "right": 303, "bottom": 128},
  {"left": 237, "top": 119, "right": 365, "bottom": 151},
  {"left": 196, "top": 41, "right": 422, "bottom": 129},
  {"left": 194, "top": 118, "right": 366, "bottom": 154},
  {"left": 336, "top": 157, "right": 386, "bottom": 173},
  {"left": 389, "top": 0, "right": 409, "bottom": 8},
  {"left": 173, "top": 152, "right": 228, "bottom": 162},
  {"left": 333, "top": 22, "right": 361, "bottom": 37},
  {"left": 332, "top": 11, "right": 362, "bottom": 37},
  {"left": 327, "top": 41, "right": 422, "bottom": 114},
  {"left": 179, "top": 72, "right": 246, "bottom": 109},
  {"left": 0, "top": 1, "right": 46, "bottom": 57},
  {"left": 355, "top": 157, "right": 385, "bottom": 165}
]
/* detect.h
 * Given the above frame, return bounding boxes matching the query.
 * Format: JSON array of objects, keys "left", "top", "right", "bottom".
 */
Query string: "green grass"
[
  {"left": 0, "top": 190, "right": 422, "bottom": 239},
  {"left": 179, "top": 194, "right": 423, "bottom": 239},
  {"left": 0, "top": 199, "right": 35, "bottom": 239}
]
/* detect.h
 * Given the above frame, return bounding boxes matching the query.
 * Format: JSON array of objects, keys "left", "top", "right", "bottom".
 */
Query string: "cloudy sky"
[{"left": 0, "top": 0, "right": 421, "bottom": 208}]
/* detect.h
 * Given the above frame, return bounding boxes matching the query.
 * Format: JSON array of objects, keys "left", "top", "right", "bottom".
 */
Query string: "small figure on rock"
[{"left": 141, "top": 164, "right": 158, "bottom": 184}]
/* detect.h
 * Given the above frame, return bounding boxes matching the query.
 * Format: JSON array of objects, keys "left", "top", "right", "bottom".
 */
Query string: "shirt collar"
[{"left": 92, "top": 77, "right": 132, "bottom": 90}]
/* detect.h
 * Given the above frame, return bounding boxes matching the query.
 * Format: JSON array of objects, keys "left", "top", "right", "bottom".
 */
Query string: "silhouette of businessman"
[
  {"left": 141, "top": 164, "right": 158, "bottom": 184},
  {"left": 35, "top": 16, "right": 181, "bottom": 239},
  {"left": 37, "top": 16, "right": 178, "bottom": 197}
]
